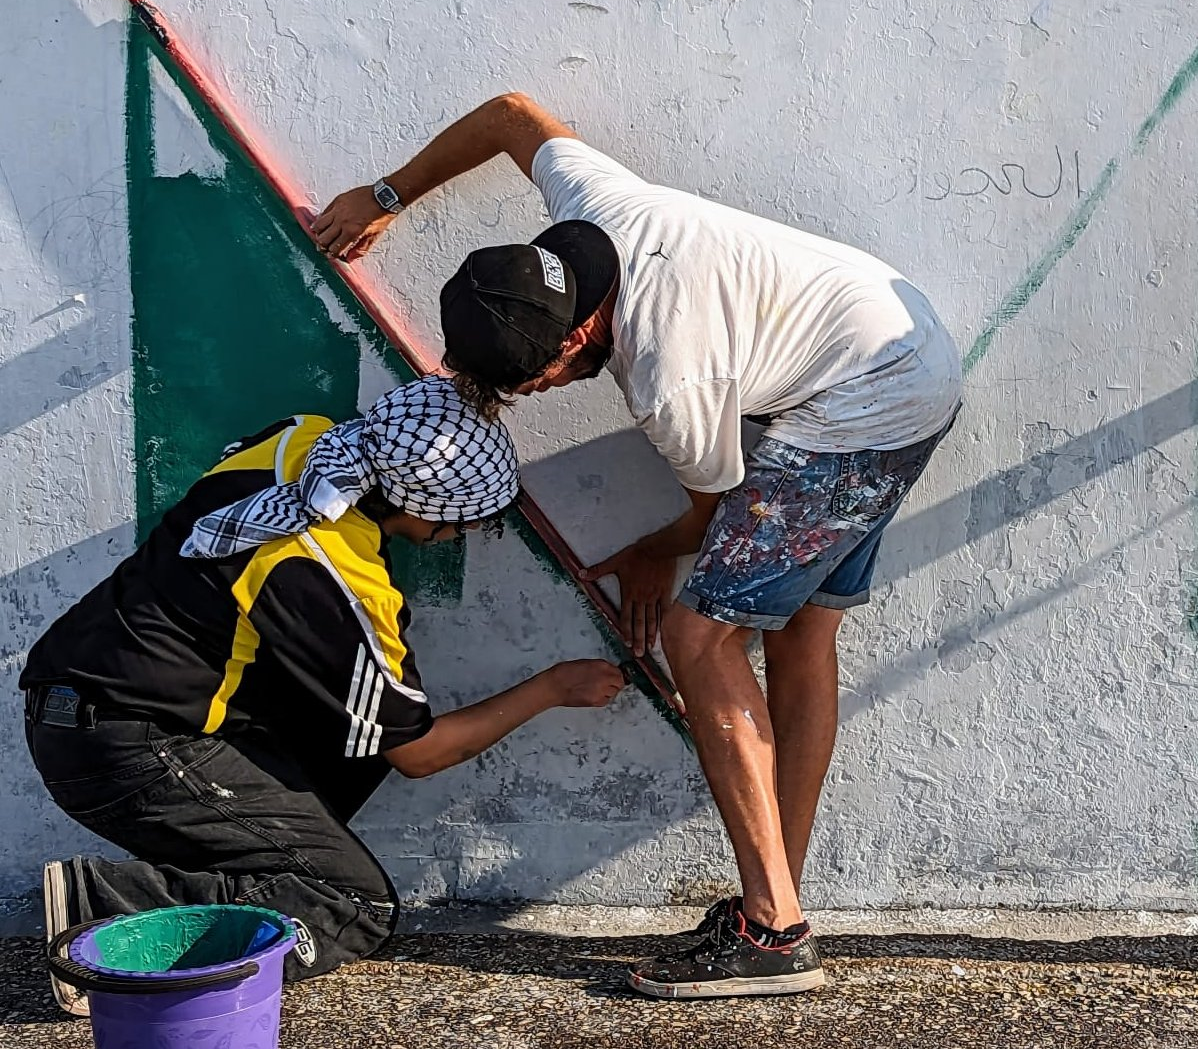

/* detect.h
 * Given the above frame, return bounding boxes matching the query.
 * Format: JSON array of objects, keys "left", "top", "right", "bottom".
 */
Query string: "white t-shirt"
[{"left": 531, "top": 138, "right": 963, "bottom": 493}]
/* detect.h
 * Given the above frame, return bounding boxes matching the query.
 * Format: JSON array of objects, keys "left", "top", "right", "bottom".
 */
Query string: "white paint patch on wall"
[
  {"left": 149, "top": 54, "right": 227, "bottom": 180},
  {"left": 69, "top": 0, "right": 126, "bottom": 28},
  {"left": 2, "top": 0, "right": 1196, "bottom": 914}
]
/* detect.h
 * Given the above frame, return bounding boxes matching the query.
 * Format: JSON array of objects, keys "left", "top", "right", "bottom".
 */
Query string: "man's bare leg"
[
  {"left": 662, "top": 603, "right": 802, "bottom": 931},
  {"left": 762, "top": 603, "right": 844, "bottom": 901}
]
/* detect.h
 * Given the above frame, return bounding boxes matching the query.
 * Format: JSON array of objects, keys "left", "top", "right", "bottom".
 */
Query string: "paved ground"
[{"left": 1, "top": 906, "right": 1195, "bottom": 1049}]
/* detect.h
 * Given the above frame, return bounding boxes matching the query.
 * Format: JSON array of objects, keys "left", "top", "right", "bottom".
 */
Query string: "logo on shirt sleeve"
[{"left": 534, "top": 247, "right": 567, "bottom": 294}]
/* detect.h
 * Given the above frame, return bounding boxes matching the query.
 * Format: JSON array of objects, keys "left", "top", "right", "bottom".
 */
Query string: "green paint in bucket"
[{"left": 85, "top": 905, "right": 285, "bottom": 972}]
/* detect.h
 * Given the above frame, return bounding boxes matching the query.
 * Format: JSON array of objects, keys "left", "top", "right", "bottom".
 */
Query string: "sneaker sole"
[
  {"left": 628, "top": 967, "right": 827, "bottom": 999},
  {"left": 44, "top": 861, "right": 90, "bottom": 1018}
]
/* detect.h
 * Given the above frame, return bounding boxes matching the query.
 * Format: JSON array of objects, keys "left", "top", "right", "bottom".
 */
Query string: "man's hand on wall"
[
  {"left": 308, "top": 95, "right": 579, "bottom": 263},
  {"left": 583, "top": 544, "right": 677, "bottom": 658},
  {"left": 311, "top": 186, "right": 396, "bottom": 261}
]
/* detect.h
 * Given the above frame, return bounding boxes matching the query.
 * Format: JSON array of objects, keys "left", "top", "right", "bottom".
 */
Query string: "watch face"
[{"left": 374, "top": 180, "right": 401, "bottom": 212}]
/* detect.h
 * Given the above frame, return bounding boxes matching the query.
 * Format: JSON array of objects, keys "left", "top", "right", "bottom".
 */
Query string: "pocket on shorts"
[{"left": 831, "top": 449, "right": 920, "bottom": 528}]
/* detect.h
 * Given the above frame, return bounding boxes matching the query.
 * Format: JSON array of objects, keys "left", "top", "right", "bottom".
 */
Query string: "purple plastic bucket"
[{"left": 48, "top": 905, "right": 295, "bottom": 1049}]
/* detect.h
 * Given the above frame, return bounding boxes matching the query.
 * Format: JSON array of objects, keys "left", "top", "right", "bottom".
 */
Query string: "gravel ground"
[{"left": 1, "top": 908, "right": 1195, "bottom": 1049}]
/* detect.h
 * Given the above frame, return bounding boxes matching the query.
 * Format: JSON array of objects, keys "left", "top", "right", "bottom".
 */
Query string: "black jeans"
[{"left": 26, "top": 715, "right": 398, "bottom": 982}]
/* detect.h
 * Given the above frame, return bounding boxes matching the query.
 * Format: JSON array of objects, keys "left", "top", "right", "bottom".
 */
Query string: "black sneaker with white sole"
[
  {"left": 44, "top": 860, "right": 90, "bottom": 1018},
  {"left": 629, "top": 906, "right": 826, "bottom": 999}
]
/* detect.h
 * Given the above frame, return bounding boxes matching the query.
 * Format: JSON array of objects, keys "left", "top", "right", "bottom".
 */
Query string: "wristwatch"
[{"left": 372, "top": 178, "right": 404, "bottom": 214}]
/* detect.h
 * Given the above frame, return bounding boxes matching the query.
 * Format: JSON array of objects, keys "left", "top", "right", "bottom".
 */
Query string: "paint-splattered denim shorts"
[{"left": 678, "top": 422, "right": 953, "bottom": 630}]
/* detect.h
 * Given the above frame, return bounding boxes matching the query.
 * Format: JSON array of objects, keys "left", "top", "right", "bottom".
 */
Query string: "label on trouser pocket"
[{"left": 291, "top": 918, "right": 318, "bottom": 967}]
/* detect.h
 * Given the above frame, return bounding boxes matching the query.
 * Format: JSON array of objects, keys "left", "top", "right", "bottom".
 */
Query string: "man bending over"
[{"left": 314, "top": 96, "right": 963, "bottom": 998}]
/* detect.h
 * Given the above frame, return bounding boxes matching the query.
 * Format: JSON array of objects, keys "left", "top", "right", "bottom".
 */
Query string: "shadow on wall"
[
  {"left": 0, "top": 319, "right": 116, "bottom": 437},
  {"left": 847, "top": 378, "right": 1197, "bottom": 710},
  {"left": 520, "top": 379, "right": 1196, "bottom": 729},
  {"left": 1, "top": 527, "right": 137, "bottom": 701},
  {"left": 1, "top": 526, "right": 137, "bottom": 898},
  {"left": 525, "top": 377, "right": 1196, "bottom": 607},
  {"left": 519, "top": 425, "right": 691, "bottom": 571},
  {"left": 0, "top": 0, "right": 129, "bottom": 440},
  {"left": 883, "top": 379, "right": 1197, "bottom": 579}
]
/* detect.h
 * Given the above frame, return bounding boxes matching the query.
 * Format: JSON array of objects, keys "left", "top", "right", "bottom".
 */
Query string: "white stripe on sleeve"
[
  {"left": 355, "top": 672, "right": 386, "bottom": 758},
  {"left": 345, "top": 649, "right": 375, "bottom": 757}
]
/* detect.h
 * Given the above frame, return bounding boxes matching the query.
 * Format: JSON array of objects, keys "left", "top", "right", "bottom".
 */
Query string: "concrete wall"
[{"left": 2, "top": 0, "right": 1196, "bottom": 917}]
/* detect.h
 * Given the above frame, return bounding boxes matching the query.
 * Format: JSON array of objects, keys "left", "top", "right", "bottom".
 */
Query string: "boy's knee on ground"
[{"left": 277, "top": 875, "right": 398, "bottom": 982}]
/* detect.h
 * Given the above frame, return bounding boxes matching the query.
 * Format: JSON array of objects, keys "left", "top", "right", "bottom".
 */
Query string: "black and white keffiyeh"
[{"left": 181, "top": 377, "right": 519, "bottom": 560}]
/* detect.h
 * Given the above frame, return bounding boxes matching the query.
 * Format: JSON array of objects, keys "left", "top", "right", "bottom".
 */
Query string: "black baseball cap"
[{"left": 440, "top": 220, "right": 619, "bottom": 388}]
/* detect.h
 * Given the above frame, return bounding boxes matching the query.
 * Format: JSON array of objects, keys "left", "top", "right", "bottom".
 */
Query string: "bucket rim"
[{"left": 67, "top": 904, "right": 295, "bottom": 983}]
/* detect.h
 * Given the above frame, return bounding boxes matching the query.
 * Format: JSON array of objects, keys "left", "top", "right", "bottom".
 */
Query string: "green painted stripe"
[
  {"left": 1135, "top": 45, "right": 1198, "bottom": 151},
  {"left": 964, "top": 43, "right": 1198, "bottom": 375},
  {"left": 963, "top": 158, "right": 1119, "bottom": 374}
]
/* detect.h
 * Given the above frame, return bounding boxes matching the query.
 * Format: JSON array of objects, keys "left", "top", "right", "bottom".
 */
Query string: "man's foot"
[
  {"left": 44, "top": 861, "right": 89, "bottom": 1017},
  {"left": 630, "top": 905, "right": 826, "bottom": 999}
]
